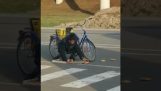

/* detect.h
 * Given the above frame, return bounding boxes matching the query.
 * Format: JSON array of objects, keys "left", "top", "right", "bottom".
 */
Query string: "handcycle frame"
[{"left": 17, "top": 18, "right": 40, "bottom": 76}]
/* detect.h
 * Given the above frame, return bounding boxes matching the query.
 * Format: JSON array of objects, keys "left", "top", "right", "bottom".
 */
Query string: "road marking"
[
  {"left": 41, "top": 42, "right": 119, "bottom": 46},
  {"left": 0, "top": 46, "right": 16, "bottom": 49},
  {"left": 123, "top": 48, "right": 161, "bottom": 52},
  {"left": 0, "top": 82, "right": 21, "bottom": 86},
  {"left": 0, "top": 43, "right": 16, "bottom": 46},
  {"left": 41, "top": 65, "right": 52, "bottom": 70},
  {"left": 95, "top": 44, "right": 120, "bottom": 47},
  {"left": 41, "top": 68, "right": 86, "bottom": 82},
  {"left": 41, "top": 42, "right": 120, "bottom": 49},
  {"left": 78, "top": 64, "right": 120, "bottom": 69},
  {"left": 122, "top": 52, "right": 161, "bottom": 56},
  {"left": 61, "top": 71, "right": 120, "bottom": 88},
  {"left": 107, "top": 86, "right": 120, "bottom": 91},
  {"left": 0, "top": 43, "right": 17, "bottom": 49},
  {"left": 52, "top": 60, "right": 66, "bottom": 63},
  {"left": 96, "top": 46, "right": 120, "bottom": 49},
  {"left": 51, "top": 60, "right": 120, "bottom": 68}
]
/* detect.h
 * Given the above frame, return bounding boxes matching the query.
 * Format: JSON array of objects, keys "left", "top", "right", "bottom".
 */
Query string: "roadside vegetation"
[{"left": 0, "top": 0, "right": 39, "bottom": 13}]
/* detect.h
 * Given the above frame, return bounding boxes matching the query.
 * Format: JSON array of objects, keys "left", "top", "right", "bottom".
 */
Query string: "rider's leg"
[{"left": 58, "top": 42, "right": 67, "bottom": 61}]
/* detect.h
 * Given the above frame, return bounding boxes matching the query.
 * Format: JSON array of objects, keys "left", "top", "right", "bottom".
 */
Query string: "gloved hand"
[{"left": 66, "top": 59, "right": 74, "bottom": 64}]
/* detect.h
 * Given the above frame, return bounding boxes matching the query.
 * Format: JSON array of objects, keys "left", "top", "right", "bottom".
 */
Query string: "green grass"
[
  {"left": 0, "top": 0, "right": 39, "bottom": 13},
  {"left": 41, "top": 14, "right": 90, "bottom": 27}
]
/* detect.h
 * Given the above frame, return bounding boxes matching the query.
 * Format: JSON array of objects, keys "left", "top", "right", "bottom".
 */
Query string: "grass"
[
  {"left": 41, "top": 13, "right": 90, "bottom": 27},
  {"left": 41, "top": 0, "right": 98, "bottom": 27},
  {"left": 0, "top": 0, "right": 39, "bottom": 13},
  {"left": 41, "top": 0, "right": 120, "bottom": 27}
]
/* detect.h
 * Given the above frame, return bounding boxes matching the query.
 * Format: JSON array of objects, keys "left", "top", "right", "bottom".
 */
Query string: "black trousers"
[{"left": 58, "top": 42, "right": 84, "bottom": 61}]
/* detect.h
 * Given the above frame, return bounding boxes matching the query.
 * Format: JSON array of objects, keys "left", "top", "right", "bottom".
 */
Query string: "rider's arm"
[{"left": 74, "top": 43, "right": 85, "bottom": 60}]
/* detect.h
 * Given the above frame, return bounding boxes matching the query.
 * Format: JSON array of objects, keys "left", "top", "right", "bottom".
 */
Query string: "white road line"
[
  {"left": 107, "top": 86, "right": 120, "bottom": 91},
  {"left": 0, "top": 46, "right": 16, "bottom": 49},
  {"left": 95, "top": 44, "right": 120, "bottom": 46},
  {"left": 123, "top": 48, "right": 161, "bottom": 52},
  {"left": 61, "top": 71, "right": 120, "bottom": 88},
  {"left": 41, "top": 42, "right": 120, "bottom": 49},
  {"left": 41, "top": 65, "right": 52, "bottom": 70},
  {"left": 96, "top": 46, "right": 120, "bottom": 49},
  {"left": 122, "top": 52, "right": 161, "bottom": 56},
  {"left": 78, "top": 64, "right": 120, "bottom": 69},
  {"left": 52, "top": 60, "right": 66, "bottom": 64},
  {"left": 41, "top": 42, "right": 119, "bottom": 47},
  {"left": 51, "top": 60, "right": 120, "bottom": 68},
  {"left": 0, "top": 43, "right": 17, "bottom": 46},
  {"left": 41, "top": 68, "right": 86, "bottom": 82},
  {"left": 0, "top": 82, "right": 21, "bottom": 86}
]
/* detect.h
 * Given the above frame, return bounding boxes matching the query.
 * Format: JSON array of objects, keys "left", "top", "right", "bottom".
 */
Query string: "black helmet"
[{"left": 67, "top": 33, "right": 79, "bottom": 41}]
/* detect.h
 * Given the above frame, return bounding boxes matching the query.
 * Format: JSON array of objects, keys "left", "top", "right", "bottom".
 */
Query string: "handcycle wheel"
[
  {"left": 49, "top": 37, "right": 59, "bottom": 59},
  {"left": 81, "top": 39, "right": 96, "bottom": 62},
  {"left": 17, "top": 35, "right": 37, "bottom": 76}
]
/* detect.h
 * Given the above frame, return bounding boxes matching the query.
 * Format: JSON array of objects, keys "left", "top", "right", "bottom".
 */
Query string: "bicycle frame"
[{"left": 75, "top": 26, "right": 88, "bottom": 46}]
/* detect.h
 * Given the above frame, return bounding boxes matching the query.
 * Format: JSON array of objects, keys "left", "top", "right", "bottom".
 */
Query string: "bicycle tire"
[
  {"left": 17, "top": 35, "right": 37, "bottom": 76},
  {"left": 49, "top": 38, "right": 59, "bottom": 59},
  {"left": 81, "top": 38, "right": 96, "bottom": 62}
]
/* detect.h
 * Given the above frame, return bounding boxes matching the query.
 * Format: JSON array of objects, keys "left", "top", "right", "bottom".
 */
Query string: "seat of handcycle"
[{"left": 55, "top": 27, "right": 75, "bottom": 40}]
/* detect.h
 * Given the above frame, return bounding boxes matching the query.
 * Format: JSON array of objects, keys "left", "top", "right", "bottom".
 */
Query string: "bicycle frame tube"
[{"left": 79, "top": 28, "right": 87, "bottom": 45}]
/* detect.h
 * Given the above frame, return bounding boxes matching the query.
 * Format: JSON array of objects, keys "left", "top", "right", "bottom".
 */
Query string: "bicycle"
[
  {"left": 17, "top": 18, "right": 40, "bottom": 76},
  {"left": 49, "top": 19, "right": 96, "bottom": 62}
]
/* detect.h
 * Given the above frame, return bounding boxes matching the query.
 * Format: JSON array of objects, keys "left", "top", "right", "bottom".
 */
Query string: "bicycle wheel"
[
  {"left": 17, "top": 35, "right": 37, "bottom": 75},
  {"left": 81, "top": 39, "right": 96, "bottom": 62},
  {"left": 49, "top": 38, "right": 59, "bottom": 59}
]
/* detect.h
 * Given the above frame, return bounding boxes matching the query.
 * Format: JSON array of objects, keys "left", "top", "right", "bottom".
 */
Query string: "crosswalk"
[{"left": 41, "top": 65, "right": 120, "bottom": 91}]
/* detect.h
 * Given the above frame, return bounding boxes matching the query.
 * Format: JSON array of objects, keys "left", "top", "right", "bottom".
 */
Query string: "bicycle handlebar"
[{"left": 68, "top": 17, "right": 92, "bottom": 34}]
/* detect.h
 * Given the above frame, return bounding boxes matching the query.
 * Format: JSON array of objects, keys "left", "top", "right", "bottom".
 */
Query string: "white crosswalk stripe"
[
  {"left": 41, "top": 65, "right": 52, "bottom": 70},
  {"left": 41, "top": 68, "right": 86, "bottom": 82},
  {"left": 41, "top": 65, "right": 120, "bottom": 90},
  {"left": 61, "top": 71, "right": 120, "bottom": 88},
  {"left": 106, "top": 86, "right": 120, "bottom": 91}
]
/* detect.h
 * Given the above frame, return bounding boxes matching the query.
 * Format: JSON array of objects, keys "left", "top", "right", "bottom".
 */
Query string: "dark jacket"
[{"left": 58, "top": 33, "right": 84, "bottom": 61}]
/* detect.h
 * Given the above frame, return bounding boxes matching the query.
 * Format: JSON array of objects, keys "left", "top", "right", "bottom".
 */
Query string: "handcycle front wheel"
[
  {"left": 81, "top": 39, "right": 96, "bottom": 62},
  {"left": 17, "top": 35, "right": 37, "bottom": 76},
  {"left": 49, "top": 38, "right": 59, "bottom": 59}
]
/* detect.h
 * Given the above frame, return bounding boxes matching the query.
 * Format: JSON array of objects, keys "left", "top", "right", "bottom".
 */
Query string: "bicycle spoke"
[{"left": 17, "top": 37, "right": 37, "bottom": 75}]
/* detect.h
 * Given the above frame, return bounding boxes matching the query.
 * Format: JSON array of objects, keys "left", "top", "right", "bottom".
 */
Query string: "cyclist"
[{"left": 58, "top": 31, "right": 90, "bottom": 64}]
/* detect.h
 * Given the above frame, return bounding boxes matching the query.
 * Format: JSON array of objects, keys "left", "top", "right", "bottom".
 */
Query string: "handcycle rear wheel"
[
  {"left": 17, "top": 35, "right": 37, "bottom": 76},
  {"left": 81, "top": 39, "right": 96, "bottom": 62},
  {"left": 49, "top": 38, "right": 59, "bottom": 59}
]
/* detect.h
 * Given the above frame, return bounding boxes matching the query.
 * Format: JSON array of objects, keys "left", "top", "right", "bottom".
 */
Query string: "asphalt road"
[
  {"left": 41, "top": 28, "right": 120, "bottom": 91},
  {"left": 0, "top": 16, "right": 40, "bottom": 91},
  {"left": 122, "top": 25, "right": 161, "bottom": 91}
]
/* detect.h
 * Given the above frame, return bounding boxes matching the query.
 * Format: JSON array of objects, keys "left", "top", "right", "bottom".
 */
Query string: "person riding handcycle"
[{"left": 57, "top": 27, "right": 90, "bottom": 64}]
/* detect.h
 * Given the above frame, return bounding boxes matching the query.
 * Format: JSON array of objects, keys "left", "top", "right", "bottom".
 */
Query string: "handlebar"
[{"left": 68, "top": 17, "right": 92, "bottom": 34}]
